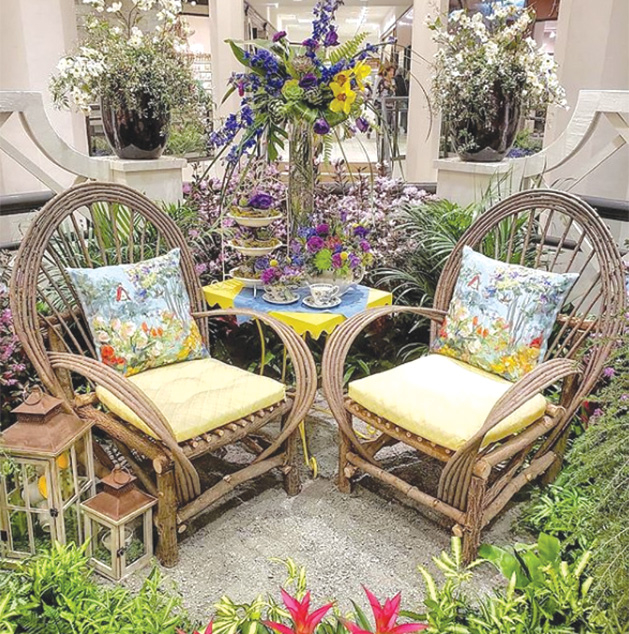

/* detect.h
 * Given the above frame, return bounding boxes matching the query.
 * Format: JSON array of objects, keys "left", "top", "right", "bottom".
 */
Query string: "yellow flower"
[
  {"left": 333, "top": 71, "right": 351, "bottom": 86},
  {"left": 352, "top": 61, "right": 371, "bottom": 89},
  {"left": 270, "top": 259, "right": 279, "bottom": 267},
  {"left": 330, "top": 81, "right": 356, "bottom": 115},
  {"left": 340, "top": 252, "right": 348, "bottom": 261}
]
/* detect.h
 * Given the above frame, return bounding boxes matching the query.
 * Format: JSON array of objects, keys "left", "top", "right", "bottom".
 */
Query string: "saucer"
[
  {"left": 303, "top": 295, "right": 342, "bottom": 309},
  {"left": 262, "top": 293, "right": 300, "bottom": 305}
]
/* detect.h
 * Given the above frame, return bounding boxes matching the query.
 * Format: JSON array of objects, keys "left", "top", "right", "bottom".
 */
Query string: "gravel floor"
[{"left": 124, "top": 392, "right": 525, "bottom": 621}]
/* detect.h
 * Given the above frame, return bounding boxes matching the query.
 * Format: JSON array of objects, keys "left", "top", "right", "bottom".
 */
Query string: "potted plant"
[
  {"left": 294, "top": 218, "right": 373, "bottom": 294},
  {"left": 428, "top": 5, "right": 566, "bottom": 162},
  {"left": 50, "top": 0, "right": 201, "bottom": 160},
  {"left": 261, "top": 258, "right": 303, "bottom": 304}
]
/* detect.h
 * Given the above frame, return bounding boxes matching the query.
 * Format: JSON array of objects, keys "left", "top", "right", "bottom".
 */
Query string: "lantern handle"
[
  {"left": 111, "top": 465, "right": 133, "bottom": 485},
  {"left": 24, "top": 385, "right": 44, "bottom": 405}
]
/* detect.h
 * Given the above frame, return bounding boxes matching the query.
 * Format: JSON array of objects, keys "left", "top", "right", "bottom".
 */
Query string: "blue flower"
[
  {"left": 273, "top": 30, "right": 287, "bottom": 42},
  {"left": 299, "top": 73, "right": 319, "bottom": 89},
  {"left": 324, "top": 29, "right": 339, "bottom": 46},
  {"left": 313, "top": 118, "right": 331, "bottom": 135}
]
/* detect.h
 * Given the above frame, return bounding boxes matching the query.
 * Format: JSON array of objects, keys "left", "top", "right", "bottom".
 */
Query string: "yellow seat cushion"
[
  {"left": 96, "top": 358, "right": 286, "bottom": 443},
  {"left": 348, "top": 354, "right": 547, "bottom": 452}
]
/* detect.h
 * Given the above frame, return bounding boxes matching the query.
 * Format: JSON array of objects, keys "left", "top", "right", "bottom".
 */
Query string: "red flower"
[
  {"left": 101, "top": 345, "right": 115, "bottom": 360},
  {"left": 177, "top": 622, "right": 212, "bottom": 634},
  {"left": 264, "top": 589, "right": 333, "bottom": 634},
  {"left": 344, "top": 588, "right": 427, "bottom": 634},
  {"left": 530, "top": 335, "right": 543, "bottom": 348}
]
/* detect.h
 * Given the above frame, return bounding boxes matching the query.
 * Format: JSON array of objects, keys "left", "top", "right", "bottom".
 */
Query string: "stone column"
[
  {"left": 543, "top": 0, "right": 629, "bottom": 199},
  {"left": 405, "top": 0, "right": 447, "bottom": 184},
  {"left": 209, "top": 0, "right": 245, "bottom": 122}
]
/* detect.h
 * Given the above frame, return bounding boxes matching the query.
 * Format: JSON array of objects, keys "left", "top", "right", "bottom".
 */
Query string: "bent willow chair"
[
  {"left": 323, "top": 189, "right": 626, "bottom": 562},
  {"left": 10, "top": 182, "right": 316, "bottom": 566}
]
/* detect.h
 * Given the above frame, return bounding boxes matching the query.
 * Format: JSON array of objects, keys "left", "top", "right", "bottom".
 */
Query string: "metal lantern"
[
  {"left": 81, "top": 467, "right": 157, "bottom": 581},
  {"left": 0, "top": 388, "right": 96, "bottom": 560}
]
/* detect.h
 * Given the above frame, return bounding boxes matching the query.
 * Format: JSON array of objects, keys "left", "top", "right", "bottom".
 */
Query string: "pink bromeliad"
[
  {"left": 265, "top": 589, "right": 334, "bottom": 634},
  {"left": 345, "top": 588, "right": 427, "bottom": 634}
]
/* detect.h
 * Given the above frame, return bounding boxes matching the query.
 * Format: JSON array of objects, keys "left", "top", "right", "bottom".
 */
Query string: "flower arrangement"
[
  {"left": 295, "top": 218, "right": 373, "bottom": 279},
  {"left": 209, "top": 0, "right": 380, "bottom": 166},
  {"left": 428, "top": 5, "right": 566, "bottom": 158},
  {"left": 261, "top": 259, "right": 303, "bottom": 288},
  {"left": 50, "top": 0, "right": 200, "bottom": 122}
]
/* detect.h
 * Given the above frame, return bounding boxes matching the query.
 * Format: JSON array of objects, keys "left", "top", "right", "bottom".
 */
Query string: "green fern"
[{"left": 328, "top": 32, "right": 368, "bottom": 65}]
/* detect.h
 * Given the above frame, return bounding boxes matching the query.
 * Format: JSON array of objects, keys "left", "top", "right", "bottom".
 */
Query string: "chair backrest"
[
  {"left": 10, "top": 182, "right": 208, "bottom": 398},
  {"left": 433, "top": 189, "right": 626, "bottom": 417}
]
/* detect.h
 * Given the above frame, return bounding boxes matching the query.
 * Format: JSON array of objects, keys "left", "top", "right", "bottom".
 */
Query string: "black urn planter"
[
  {"left": 454, "top": 86, "right": 521, "bottom": 163},
  {"left": 101, "top": 95, "right": 169, "bottom": 160}
]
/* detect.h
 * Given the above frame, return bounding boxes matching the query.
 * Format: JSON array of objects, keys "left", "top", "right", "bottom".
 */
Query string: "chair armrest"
[
  {"left": 47, "top": 352, "right": 201, "bottom": 501},
  {"left": 191, "top": 309, "right": 317, "bottom": 462},
  {"left": 321, "top": 305, "right": 446, "bottom": 465},
  {"left": 438, "top": 358, "right": 582, "bottom": 509}
]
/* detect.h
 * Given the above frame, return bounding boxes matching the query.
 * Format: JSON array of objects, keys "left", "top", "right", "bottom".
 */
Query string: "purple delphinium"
[
  {"left": 302, "top": 38, "right": 320, "bottom": 50},
  {"left": 324, "top": 29, "right": 339, "bottom": 46},
  {"left": 248, "top": 192, "right": 274, "bottom": 209},
  {"left": 272, "top": 30, "right": 287, "bottom": 42},
  {"left": 307, "top": 236, "right": 325, "bottom": 252},
  {"left": 353, "top": 225, "right": 369, "bottom": 238},
  {"left": 313, "top": 118, "right": 331, "bottom": 135},
  {"left": 299, "top": 73, "right": 319, "bottom": 89}
]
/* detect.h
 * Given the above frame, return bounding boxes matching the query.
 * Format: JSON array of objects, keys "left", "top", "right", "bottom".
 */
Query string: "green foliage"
[
  {"left": 0, "top": 542, "right": 189, "bottom": 633},
  {"left": 328, "top": 32, "right": 369, "bottom": 65},
  {"left": 416, "top": 537, "right": 609, "bottom": 633},
  {"left": 521, "top": 323, "right": 629, "bottom": 623}
]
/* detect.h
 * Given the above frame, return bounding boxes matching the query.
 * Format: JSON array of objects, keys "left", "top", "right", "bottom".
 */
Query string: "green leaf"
[
  {"left": 478, "top": 544, "right": 529, "bottom": 589},
  {"left": 537, "top": 533, "right": 560, "bottom": 564}
]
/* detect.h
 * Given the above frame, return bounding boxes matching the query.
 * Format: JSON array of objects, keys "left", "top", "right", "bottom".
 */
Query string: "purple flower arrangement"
[
  {"left": 208, "top": 0, "right": 383, "bottom": 166},
  {"left": 294, "top": 218, "right": 374, "bottom": 277},
  {"left": 261, "top": 258, "right": 303, "bottom": 288}
]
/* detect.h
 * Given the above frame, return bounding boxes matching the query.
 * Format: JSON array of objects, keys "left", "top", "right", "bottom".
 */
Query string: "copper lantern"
[
  {"left": 81, "top": 467, "right": 157, "bottom": 580},
  {"left": 0, "top": 388, "right": 96, "bottom": 560}
]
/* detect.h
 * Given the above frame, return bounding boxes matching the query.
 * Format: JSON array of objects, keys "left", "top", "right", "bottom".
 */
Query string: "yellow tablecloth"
[{"left": 203, "top": 279, "right": 392, "bottom": 339}]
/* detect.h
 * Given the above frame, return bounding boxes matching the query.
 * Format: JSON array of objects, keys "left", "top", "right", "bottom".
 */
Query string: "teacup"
[
  {"left": 309, "top": 283, "right": 340, "bottom": 307},
  {"left": 265, "top": 284, "right": 297, "bottom": 303}
]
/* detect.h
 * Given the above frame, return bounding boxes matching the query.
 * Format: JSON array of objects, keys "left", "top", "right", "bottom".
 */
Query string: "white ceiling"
[{"left": 248, "top": 0, "right": 411, "bottom": 41}]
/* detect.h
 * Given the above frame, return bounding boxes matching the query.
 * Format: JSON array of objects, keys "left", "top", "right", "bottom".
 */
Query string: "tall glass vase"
[{"left": 287, "top": 119, "right": 315, "bottom": 241}]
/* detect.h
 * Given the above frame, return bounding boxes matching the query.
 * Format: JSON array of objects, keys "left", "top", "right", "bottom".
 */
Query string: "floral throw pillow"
[
  {"left": 67, "top": 248, "right": 207, "bottom": 376},
  {"left": 433, "top": 246, "right": 578, "bottom": 381}
]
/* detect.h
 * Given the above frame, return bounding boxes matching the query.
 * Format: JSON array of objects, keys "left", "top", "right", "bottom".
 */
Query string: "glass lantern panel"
[
  {"left": 2, "top": 465, "right": 25, "bottom": 508},
  {"left": 9, "top": 510, "right": 31, "bottom": 554},
  {"left": 91, "top": 519, "right": 113, "bottom": 568},
  {"left": 74, "top": 436, "right": 92, "bottom": 491},
  {"left": 63, "top": 503, "right": 82, "bottom": 545},
  {"left": 31, "top": 510, "right": 54, "bottom": 553},
  {"left": 124, "top": 515, "right": 146, "bottom": 566},
  {"left": 22, "top": 463, "right": 49, "bottom": 511},
  {"left": 57, "top": 451, "right": 76, "bottom": 503}
]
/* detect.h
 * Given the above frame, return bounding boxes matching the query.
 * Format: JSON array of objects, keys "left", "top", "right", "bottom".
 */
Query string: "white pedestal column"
[
  {"left": 209, "top": 0, "right": 245, "bottom": 121},
  {"left": 95, "top": 157, "right": 187, "bottom": 205},
  {"left": 405, "top": 0, "right": 447, "bottom": 183}
]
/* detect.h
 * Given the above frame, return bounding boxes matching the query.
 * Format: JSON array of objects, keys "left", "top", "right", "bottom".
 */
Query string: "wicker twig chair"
[
  {"left": 9, "top": 182, "right": 317, "bottom": 566},
  {"left": 322, "top": 189, "right": 626, "bottom": 562}
]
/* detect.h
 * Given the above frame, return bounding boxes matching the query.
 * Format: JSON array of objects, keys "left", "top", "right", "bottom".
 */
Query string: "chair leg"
[
  {"left": 154, "top": 463, "right": 179, "bottom": 568},
  {"left": 462, "top": 475, "right": 486, "bottom": 565},
  {"left": 542, "top": 427, "right": 569, "bottom": 486},
  {"left": 338, "top": 426, "right": 353, "bottom": 494},
  {"left": 283, "top": 424, "right": 301, "bottom": 496}
]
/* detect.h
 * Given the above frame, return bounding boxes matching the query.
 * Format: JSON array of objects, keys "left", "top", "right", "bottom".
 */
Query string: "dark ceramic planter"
[
  {"left": 454, "top": 86, "right": 521, "bottom": 163},
  {"left": 101, "top": 95, "right": 169, "bottom": 160}
]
